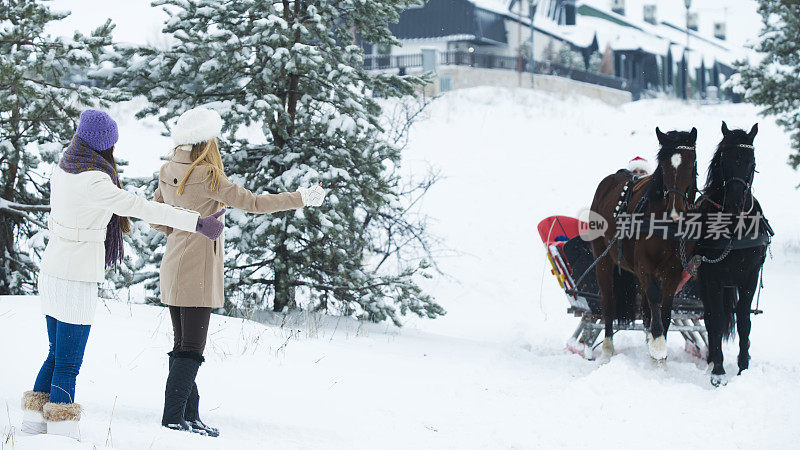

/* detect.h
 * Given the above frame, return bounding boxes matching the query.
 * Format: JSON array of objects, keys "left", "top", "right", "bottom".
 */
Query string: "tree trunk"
[
  {"left": 286, "top": 74, "right": 299, "bottom": 134},
  {"left": 272, "top": 240, "right": 295, "bottom": 312},
  {"left": 0, "top": 138, "right": 22, "bottom": 295},
  {"left": 270, "top": 24, "right": 300, "bottom": 312},
  {"left": 0, "top": 215, "right": 15, "bottom": 295},
  {"left": 268, "top": 115, "right": 294, "bottom": 311}
]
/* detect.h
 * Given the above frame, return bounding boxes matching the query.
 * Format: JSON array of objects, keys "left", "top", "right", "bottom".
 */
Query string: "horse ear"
[
  {"left": 749, "top": 123, "right": 758, "bottom": 140},
  {"left": 721, "top": 121, "right": 730, "bottom": 136},
  {"left": 690, "top": 127, "right": 697, "bottom": 142},
  {"left": 655, "top": 127, "right": 667, "bottom": 144}
]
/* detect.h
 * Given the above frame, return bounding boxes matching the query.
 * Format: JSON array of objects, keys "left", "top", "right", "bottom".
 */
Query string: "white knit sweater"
[{"left": 38, "top": 273, "right": 98, "bottom": 325}]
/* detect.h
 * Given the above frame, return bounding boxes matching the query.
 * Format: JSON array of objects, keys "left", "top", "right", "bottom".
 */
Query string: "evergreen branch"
[
  {"left": 230, "top": 259, "right": 275, "bottom": 271},
  {"left": 1, "top": 201, "right": 50, "bottom": 212},
  {"left": 20, "top": 77, "right": 80, "bottom": 91},
  {"left": 128, "top": 271, "right": 159, "bottom": 285},
  {"left": 0, "top": 204, "right": 47, "bottom": 228},
  {"left": 0, "top": 39, "right": 63, "bottom": 50},
  {"left": 251, "top": 277, "right": 396, "bottom": 293}
]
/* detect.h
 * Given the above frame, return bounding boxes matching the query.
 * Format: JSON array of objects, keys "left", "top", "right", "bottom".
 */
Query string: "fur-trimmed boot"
[
  {"left": 43, "top": 402, "right": 82, "bottom": 440},
  {"left": 19, "top": 391, "right": 49, "bottom": 436},
  {"left": 162, "top": 351, "right": 205, "bottom": 434}
]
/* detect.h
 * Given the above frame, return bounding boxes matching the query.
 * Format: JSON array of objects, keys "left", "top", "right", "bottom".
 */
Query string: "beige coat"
[{"left": 153, "top": 149, "right": 304, "bottom": 308}]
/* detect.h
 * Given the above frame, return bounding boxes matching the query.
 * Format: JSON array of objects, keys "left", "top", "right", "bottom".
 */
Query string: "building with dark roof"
[{"left": 368, "top": 0, "right": 740, "bottom": 101}]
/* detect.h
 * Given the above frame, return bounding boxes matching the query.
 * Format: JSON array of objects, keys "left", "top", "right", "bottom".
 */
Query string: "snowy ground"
[{"left": 2, "top": 88, "right": 800, "bottom": 449}]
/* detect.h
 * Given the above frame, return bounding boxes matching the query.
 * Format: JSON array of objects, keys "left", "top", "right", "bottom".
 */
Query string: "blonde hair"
[{"left": 177, "top": 137, "right": 227, "bottom": 195}]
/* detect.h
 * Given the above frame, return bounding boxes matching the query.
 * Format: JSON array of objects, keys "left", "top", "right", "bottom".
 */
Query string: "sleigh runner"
[{"left": 537, "top": 215, "right": 764, "bottom": 361}]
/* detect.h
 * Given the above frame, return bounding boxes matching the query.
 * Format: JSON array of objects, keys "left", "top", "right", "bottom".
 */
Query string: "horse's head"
[
  {"left": 652, "top": 127, "right": 698, "bottom": 221},
  {"left": 705, "top": 122, "right": 757, "bottom": 212}
]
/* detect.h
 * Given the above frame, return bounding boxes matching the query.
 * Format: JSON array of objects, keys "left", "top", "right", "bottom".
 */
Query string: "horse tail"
[
  {"left": 721, "top": 286, "right": 737, "bottom": 340},
  {"left": 613, "top": 268, "right": 637, "bottom": 324}
]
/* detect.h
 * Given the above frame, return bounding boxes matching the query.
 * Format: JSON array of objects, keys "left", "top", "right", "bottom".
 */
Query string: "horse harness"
[
  {"left": 613, "top": 172, "right": 653, "bottom": 221},
  {"left": 573, "top": 166, "right": 683, "bottom": 288},
  {"left": 613, "top": 146, "right": 697, "bottom": 265},
  {"left": 584, "top": 143, "right": 771, "bottom": 301},
  {"left": 612, "top": 143, "right": 769, "bottom": 275},
  {"left": 679, "top": 143, "right": 770, "bottom": 275}
]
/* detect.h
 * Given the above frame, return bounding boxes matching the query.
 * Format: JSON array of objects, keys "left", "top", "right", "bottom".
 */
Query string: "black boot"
[
  {"left": 169, "top": 351, "right": 219, "bottom": 437},
  {"left": 185, "top": 384, "right": 220, "bottom": 437},
  {"left": 162, "top": 351, "right": 204, "bottom": 434}
]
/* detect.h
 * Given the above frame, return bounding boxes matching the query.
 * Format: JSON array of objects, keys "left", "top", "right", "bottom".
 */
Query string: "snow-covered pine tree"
[
  {"left": 0, "top": 1, "right": 122, "bottom": 294},
  {"left": 587, "top": 51, "right": 602, "bottom": 73},
  {"left": 108, "top": 0, "right": 443, "bottom": 324},
  {"left": 733, "top": 0, "right": 800, "bottom": 169},
  {"left": 556, "top": 45, "right": 580, "bottom": 69}
]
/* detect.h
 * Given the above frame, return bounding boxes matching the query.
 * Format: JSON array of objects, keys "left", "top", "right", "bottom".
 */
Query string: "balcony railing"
[
  {"left": 363, "top": 51, "right": 628, "bottom": 93},
  {"left": 362, "top": 53, "right": 423, "bottom": 70}
]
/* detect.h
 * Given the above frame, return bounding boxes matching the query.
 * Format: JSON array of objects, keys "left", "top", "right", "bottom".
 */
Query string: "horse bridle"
[
  {"left": 719, "top": 143, "right": 756, "bottom": 213},
  {"left": 680, "top": 143, "right": 757, "bottom": 271},
  {"left": 724, "top": 144, "right": 754, "bottom": 188},
  {"left": 663, "top": 145, "right": 697, "bottom": 208}
]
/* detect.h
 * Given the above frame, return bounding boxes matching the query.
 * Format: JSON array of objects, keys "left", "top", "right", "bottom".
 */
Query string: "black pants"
[{"left": 169, "top": 306, "right": 212, "bottom": 355}]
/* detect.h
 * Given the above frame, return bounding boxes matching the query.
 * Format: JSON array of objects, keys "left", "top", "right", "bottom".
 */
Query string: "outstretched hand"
[
  {"left": 196, "top": 208, "right": 226, "bottom": 240},
  {"left": 298, "top": 185, "right": 326, "bottom": 207}
]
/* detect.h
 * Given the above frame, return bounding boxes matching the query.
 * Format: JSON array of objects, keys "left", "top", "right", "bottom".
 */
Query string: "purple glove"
[{"left": 196, "top": 209, "right": 225, "bottom": 240}]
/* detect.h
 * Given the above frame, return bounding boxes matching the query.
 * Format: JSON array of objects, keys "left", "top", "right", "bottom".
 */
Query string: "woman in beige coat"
[{"left": 153, "top": 107, "right": 325, "bottom": 436}]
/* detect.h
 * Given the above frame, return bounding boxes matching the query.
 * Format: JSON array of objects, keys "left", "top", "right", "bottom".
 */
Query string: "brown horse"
[{"left": 589, "top": 128, "right": 698, "bottom": 361}]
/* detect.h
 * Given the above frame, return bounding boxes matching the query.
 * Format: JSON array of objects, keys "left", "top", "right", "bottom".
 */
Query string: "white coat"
[{"left": 40, "top": 167, "right": 200, "bottom": 283}]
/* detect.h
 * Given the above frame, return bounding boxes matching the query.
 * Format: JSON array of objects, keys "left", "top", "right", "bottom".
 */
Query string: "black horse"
[{"left": 695, "top": 122, "right": 770, "bottom": 387}]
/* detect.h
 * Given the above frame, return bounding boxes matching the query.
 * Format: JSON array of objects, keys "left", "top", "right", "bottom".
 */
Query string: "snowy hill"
[
  {"left": 3, "top": 88, "right": 800, "bottom": 449},
  {"left": 401, "top": 87, "right": 800, "bottom": 342}
]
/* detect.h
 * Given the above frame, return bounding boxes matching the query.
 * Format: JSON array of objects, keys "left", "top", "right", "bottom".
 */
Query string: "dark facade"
[
  {"left": 389, "top": 0, "right": 508, "bottom": 45},
  {"left": 614, "top": 50, "right": 660, "bottom": 100}
]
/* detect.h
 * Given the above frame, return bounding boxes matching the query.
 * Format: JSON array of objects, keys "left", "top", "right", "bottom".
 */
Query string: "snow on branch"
[{"left": 0, "top": 198, "right": 49, "bottom": 228}]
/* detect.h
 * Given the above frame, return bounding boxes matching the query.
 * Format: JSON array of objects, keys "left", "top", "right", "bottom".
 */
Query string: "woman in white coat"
[{"left": 19, "top": 110, "right": 225, "bottom": 440}]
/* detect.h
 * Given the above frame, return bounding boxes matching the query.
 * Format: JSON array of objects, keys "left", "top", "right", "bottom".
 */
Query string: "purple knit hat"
[{"left": 75, "top": 109, "right": 119, "bottom": 151}]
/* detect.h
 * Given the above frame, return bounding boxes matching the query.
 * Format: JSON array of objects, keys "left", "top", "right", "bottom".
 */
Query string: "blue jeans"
[{"left": 33, "top": 316, "right": 91, "bottom": 404}]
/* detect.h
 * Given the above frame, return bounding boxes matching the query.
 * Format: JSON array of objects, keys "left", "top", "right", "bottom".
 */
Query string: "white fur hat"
[
  {"left": 628, "top": 156, "right": 649, "bottom": 172},
  {"left": 171, "top": 107, "right": 223, "bottom": 145}
]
